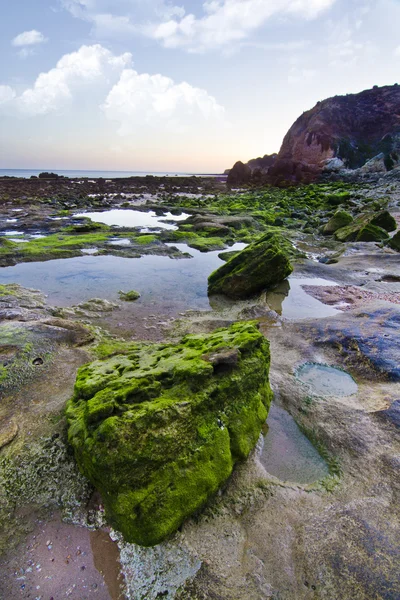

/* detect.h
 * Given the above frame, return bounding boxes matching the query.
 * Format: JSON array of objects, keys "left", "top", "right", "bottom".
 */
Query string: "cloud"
[
  {"left": 60, "top": 0, "right": 336, "bottom": 51},
  {"left": 149, "top": 0, "right": 337, "bottom": 52},
  {"left": 0, "top": 85, "right": 16, "bottom": 105},
  {"left": 17, "top": 44, "right": 132, "bottom": 115},
  {"left": 1, "top": 43, "right": 225, "bottom": 137},
  {"left": 12, "top": 30, "right": 47, "bottom": 47},
  {"left": 102, "top": 68, "right": 225, "bottom": 134}
]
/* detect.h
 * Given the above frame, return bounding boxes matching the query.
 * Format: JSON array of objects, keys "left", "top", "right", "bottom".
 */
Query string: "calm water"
[
  {"left": 296, "top": 363, "right": 358, "bottom": 397},
  {"left": 260, "top": 403, "right": 329, "bottom": 484},
  {"left": 74, "top": 209, "right": 190, "bottom": 231},
  {"left": 0, "top": 244, "right": 245, "bottom": 310},
  {"left": 266, "top": 277, "right": 340, "bottom": 319},
  {"left": 0, "top": 169, "right": 217, "bottom": 179}
]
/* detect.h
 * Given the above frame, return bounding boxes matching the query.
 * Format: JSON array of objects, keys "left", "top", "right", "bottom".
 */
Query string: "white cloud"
[
  {"left": 395, "top": 46, "right": 400, "bottom": 56},
  {"left": 12, "top": 30, "right": 47, "bottom": 47},
  {"left": 17, "top": 44, "right": 132, "bottom": 115},
  {"left": 149, "top": 0, "right": 337, "bottom": 52},
  {"left": 0, "top": 85, "right": 16, "bottom": 105},
  {"left": 102, "top": 68, "right": 225, "bottom": 134},
  {"left": 60, "top": 0, "right": 336, "bottom": 51}
]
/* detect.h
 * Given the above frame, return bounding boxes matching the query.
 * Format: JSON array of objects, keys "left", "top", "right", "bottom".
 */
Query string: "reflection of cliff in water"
[
  {"left": 264, "top": 280, "right": 290, "bottom": 315},
  {"left": 266, "top": 277, "right": 340, "bottom": 320}
]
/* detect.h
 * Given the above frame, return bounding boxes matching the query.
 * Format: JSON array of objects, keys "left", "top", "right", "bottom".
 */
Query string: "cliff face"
[
  {"left": 269, "top": 84, "right": 400, "bottom": 184},
  {"left": 228, "top": 84, "right": 400, "bottom": 186}
]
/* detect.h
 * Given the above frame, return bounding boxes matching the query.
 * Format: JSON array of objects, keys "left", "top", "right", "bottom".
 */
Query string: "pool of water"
[
  {"left": 266, "top": 277, "right": 340, "bottom": 319},
  {"left": 296, "top": 363, "right": 358, "bottom": 397},
  {"left": 260, "top": 403, "right": 329, "bottom": 484},
  {"left": 74, "top": 209, "right": 190, "bottom": 231},
  {"left": 0, "top": 243, "right": 245, "bottom": 310}
]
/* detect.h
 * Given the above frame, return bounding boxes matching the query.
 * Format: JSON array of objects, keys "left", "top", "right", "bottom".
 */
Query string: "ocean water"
[{"left": 0, "top": 169, "right": 221, "bottom": 179}]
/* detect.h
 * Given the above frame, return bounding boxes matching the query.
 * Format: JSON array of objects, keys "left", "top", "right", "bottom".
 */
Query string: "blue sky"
[{"left": 1, "top": 0, "right": 400, "bottom": 172}]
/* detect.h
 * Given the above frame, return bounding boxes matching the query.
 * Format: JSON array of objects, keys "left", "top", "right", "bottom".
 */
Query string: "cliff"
[{"left": 228, "top": 84, "right": 400, "bottom": 186}]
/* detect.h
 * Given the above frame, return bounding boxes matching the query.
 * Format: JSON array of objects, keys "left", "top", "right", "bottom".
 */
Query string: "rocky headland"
[{"left": 228, "top": 83, "right": 400, "bottom": 187}]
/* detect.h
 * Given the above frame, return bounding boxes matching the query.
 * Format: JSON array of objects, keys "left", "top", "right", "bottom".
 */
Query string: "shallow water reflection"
[
  {"left": 0, "top": 244, "right": 245, "bottom": 310},
  {"left": 296, "top": 363, "right": 358, "bottom": 397},
  {"left": 260, "top": 403, "right": 329, "bottom": 484},
  {"left": 74, "top": 209, "right": 190, "bottom": 231},
  {"left": 266, "top": 277, "right": 340, "bottom": 319}
]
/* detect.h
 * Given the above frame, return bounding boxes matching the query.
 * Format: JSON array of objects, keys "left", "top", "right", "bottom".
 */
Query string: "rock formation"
[
  {"left": 66, "top": 322, "right": 272, "bottom": 546},
  {"left": 227, "top": 84, "right": 400, "bottom": 185},
  {"left": 227, "top": 154, "right": 277, "bottom": 186},
  {"left": 208, "top": 232, "right": 293, "bottom": 299}
]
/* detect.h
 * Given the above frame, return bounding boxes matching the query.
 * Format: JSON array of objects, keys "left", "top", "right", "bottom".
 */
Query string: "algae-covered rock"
[
  {"left": 335, "top": 210, "right": 396, "bottom": 242},
  {"left": 387, "top": 231, "right": 400, "bottom": 251},
  {"left": 119, "top": 290, "right": 141, "bottom": 301},
  {"left": 66, "top": 322, "right": 272, "bottom": 546},
  {"left": 322, "top": 211, "right": 353, "bottom": 235},
  {"left": 370, "top": 210, "right": 397, "bottom": 232},
  {"left": 355, "top": 224, "right": 389, "bottom": 242},
  {"left": 208, "top": 232, "right": 293, "bottom": 299}
]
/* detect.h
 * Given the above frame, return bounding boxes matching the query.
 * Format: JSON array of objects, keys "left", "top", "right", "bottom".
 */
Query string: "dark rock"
[{"left": 227, "top": 161, "right": 252, "bottom": 187}]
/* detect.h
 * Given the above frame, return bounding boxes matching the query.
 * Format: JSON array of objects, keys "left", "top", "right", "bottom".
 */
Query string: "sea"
[{"left": 0, "top": 169, "right": 221, "bottom": 179}]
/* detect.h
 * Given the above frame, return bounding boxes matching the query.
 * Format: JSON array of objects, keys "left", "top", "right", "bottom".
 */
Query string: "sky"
[{"left": 0, "top": 0, "right": 400, "bottom": 173}]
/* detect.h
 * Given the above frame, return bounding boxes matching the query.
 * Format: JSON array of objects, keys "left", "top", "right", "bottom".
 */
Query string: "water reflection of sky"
[
  {"left": 260, "top": 403, "right": 329, "bottom": 484},
  {"left": 0, "top": 243, "right": 246, "bottom": 310},
  {"left": 74, "top": 209, "right": 190, "bottom": 231}
]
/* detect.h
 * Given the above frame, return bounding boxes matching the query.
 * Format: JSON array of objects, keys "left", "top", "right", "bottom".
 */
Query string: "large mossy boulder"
[
  {"left": 208, "top": 232, "right": 293, "bottom": 299},
  {"left": 334, "top": 210, "right": 396, "bottom": 242},
  {"left": 322, "top": 210, "right": 353, "bottom": 235},
  {"left": 66, "top": 322, "right": 272, "bottom": 546}
]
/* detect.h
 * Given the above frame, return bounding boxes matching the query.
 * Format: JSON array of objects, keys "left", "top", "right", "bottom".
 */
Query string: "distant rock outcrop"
[
  {"left": 227, "top": 154, "right": 277, "bottom": 186},
  {"left": 228, "top": 84, "right": 400, "bottom": 186}
]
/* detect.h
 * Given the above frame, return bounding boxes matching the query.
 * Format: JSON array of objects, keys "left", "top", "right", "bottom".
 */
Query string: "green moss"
[
  {"left": 356, "top": 224, "right": 389, "bottom": 242},
  {"left": 0, "top": 231, "right": 112, "bottom": 263},
  {"left": 370, "top": 210, "right": 397, "bottom": 232},
  {"left": 335, "top": 211, "right": 394, "bottom": 242},
  {"left": 118, "top": 290, "right": 141, "bottom": 301},
  {"left": 208, "top": 231, "right": 293, "bottom": 299},
  {"left": 387, "top": 231, "right": 400, "bottom": 251},
  {"left": 187, "top": 237, "right": 228, "bottom": 252},
  {"left": 135, "top": 234, "right": 158, "bottom": 245},
  {"left": 322, "top": 211, "right": 353, "bottom": 235},
  {"left": 66, "top": 322, "right": 272, "bottom": 546}
]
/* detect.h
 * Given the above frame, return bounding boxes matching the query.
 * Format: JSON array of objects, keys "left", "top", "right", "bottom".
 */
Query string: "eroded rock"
[{"left": 66, "top": 322, "right": 272, "bottom": 546}]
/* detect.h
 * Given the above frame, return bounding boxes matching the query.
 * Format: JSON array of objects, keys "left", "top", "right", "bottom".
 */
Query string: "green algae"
[
  {"left": 335, "top": 210, "right": 397, "bottom": 242},
  {"left": 0, "top": 231, "right": 112, "bottom": 263},
  {"left": 66, "top": 322, "right": 272, "bottom": 546},
  {"left": 356, "top": 224, "right": 389, "bottom": 242},
  {"left": 387, "top": 231, "right": 400, "bottom": 251},
  {"left": 208, "top": 232, "right": 293, "bottom": 299},
  {"left": 322, "top": 210, "right": 353, "bottom": 235},
  {"left": 119, "top": 290, "right": 141, "bottom": 301}
]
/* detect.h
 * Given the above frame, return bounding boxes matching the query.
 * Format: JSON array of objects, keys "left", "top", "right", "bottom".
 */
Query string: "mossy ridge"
[{"left": 66, "top": 321, "right": 272, "bottom": 546}]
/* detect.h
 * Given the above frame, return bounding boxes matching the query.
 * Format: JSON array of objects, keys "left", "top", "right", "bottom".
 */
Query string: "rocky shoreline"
[{"left": 0, "top": 175, "right": 399, "bottom": 599}]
